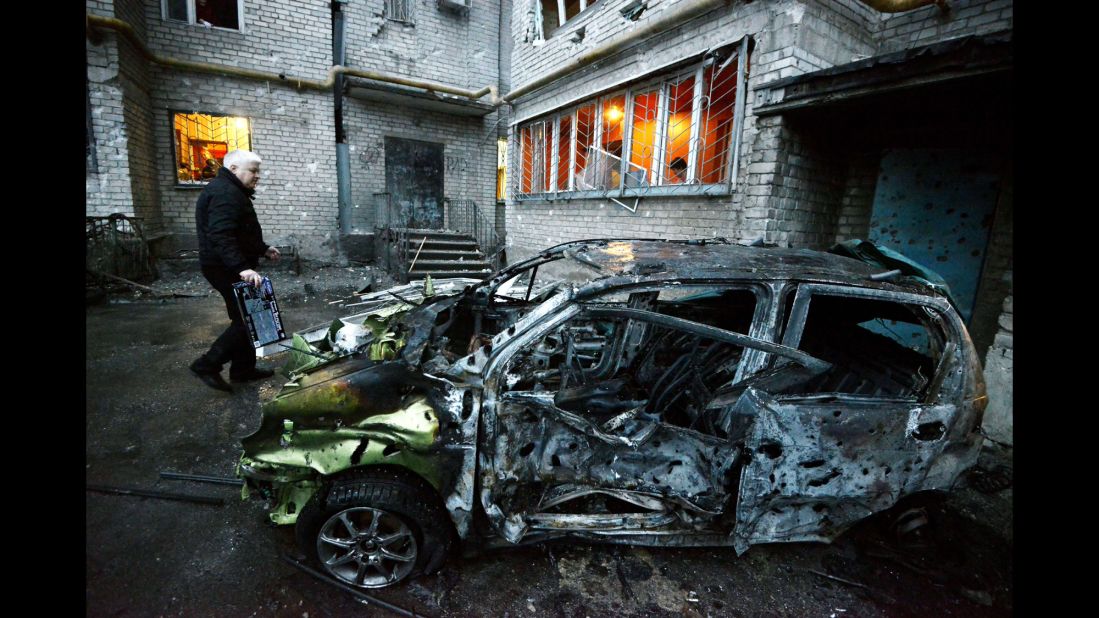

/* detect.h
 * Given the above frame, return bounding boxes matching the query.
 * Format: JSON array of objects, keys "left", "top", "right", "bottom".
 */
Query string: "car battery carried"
[{"left": 232, "top": 277, "right": 286, "bottom": 348}]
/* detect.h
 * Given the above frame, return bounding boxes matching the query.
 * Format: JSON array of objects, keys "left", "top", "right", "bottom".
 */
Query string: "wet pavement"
[{"left": 86, "top": 279, "right": 1013, "bottom": 617}]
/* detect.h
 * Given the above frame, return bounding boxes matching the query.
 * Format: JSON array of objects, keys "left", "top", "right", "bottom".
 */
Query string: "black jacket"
[{"left": 196, "top": 167, "right": 270, "bottom": 274}]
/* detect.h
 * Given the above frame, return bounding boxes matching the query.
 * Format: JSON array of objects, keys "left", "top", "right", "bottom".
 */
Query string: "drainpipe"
[{"left": 332, "top": 0, "right": 352, "bottom": 235}]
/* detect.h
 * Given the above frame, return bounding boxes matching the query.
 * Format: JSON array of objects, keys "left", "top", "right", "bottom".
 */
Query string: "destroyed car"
[{"left": 238, "top": 239, "right": 986, "bottom": 589}]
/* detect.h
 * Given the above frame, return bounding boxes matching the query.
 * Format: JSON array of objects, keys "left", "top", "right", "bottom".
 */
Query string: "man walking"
[{"left": 189, "top": 149, "right": 281, "bottom": 391}]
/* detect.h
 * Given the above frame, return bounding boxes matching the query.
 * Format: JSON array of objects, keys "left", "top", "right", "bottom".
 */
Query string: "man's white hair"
[{"left": 223, "top": 149, "right": 262, "bottom": 170}]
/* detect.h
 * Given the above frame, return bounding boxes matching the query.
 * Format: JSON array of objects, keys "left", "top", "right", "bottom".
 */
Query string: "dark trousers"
[{"left": 194, "top": 265, "right": 256, "bottom": 377}]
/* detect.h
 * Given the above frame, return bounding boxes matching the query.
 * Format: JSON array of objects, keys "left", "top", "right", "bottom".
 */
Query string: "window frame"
[
  {"left": 538, "top": 0, "right": 601, "bottom": 41},
  {"left": 779, "top": 283, "right": 963, "bottom": 404},
  {"left": 161, "top": 0, "right": 245, "bottom": 33},
  {"left": 383, "top": 0, "right": 415, "bottom": 25},
  {"left": 169, "top": 108, "right": 253, "bottom": 188},
  {"left": 513, "top": 37, "right": 749, "bottom": 201}
]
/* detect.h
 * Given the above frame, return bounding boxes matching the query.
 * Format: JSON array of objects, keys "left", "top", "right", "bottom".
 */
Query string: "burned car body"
[{"left": 238, "top": 239, "right": 986, "bottom": 589}]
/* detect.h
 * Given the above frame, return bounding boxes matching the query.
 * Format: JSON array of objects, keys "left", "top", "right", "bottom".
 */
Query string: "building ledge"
[
  {"left": 753, "top": 31, "right": 1012, "bottom": 116},
  {"left": 345, "top": 78, "right": 496, "bottom": 117}
]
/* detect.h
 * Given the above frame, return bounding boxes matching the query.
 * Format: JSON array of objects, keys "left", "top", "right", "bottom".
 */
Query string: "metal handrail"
[
  {"left": 444, "top": 198, "right": 503, "bottom": 270},
  {"left": 374, "top": 195, "right": 503, "bottom": 281}
]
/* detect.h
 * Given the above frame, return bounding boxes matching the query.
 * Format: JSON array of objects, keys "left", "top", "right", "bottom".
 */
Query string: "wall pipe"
[
  {"left": 86, "top": 14, "right": 502, "bottom": 103},
  {"left": 89, "top": 0, "right": 737, "bottom": 107},
  {"left": 332, "top": 0, "right": 353, "bottom": 235},
  {"left": 857, "top": 0, "right": 948, "bottom": 13}
]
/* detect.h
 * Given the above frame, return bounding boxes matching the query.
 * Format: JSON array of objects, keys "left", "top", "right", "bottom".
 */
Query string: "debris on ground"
[
  {"left": 90, "top": 260, "right": 399, "bottom": 304},
  {"left": 86, "top": 484, "right": 225, "bottom": 506}
]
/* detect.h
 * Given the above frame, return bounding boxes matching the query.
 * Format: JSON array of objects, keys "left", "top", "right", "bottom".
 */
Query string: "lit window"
[
  {"left": 497, "top": 138, "right": 508, "bottom": 201},
  {"left": 172, "top": 112, "right": 252, "bottom": 185},
  {"left": 163, "top": 0, "right": 242, "bottom": 31},
  {"left": 515, "top": 40, "right": 749, "bottom": 199},
  {"left": 540, "top": 0, "right": 600, "bottom": 39}
]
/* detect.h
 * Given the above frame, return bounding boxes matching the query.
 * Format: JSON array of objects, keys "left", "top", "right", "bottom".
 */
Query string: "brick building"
[
  {"left": 86, "top": 0, "right": 509, "bottom": 261},
  {"left": 85, "top": 0, "right": 1012, "bottom": 442},
  {"left": 505, "top": 0, "right": 1012, "bottom": 441}
]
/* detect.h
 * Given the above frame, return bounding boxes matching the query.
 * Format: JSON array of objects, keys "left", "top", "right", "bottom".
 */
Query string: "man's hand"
[
  {"left": 265, "top": 246, "right": 282, "bottom": 262},
  {"left": 240, "top": 269, "right": 263, "bottom": 287}
]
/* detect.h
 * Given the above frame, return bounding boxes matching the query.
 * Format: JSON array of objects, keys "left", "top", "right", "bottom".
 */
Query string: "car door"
[
  {"left": 476, "top": 284, "right": 829, "bottom": 544},
  {"left": 730, "top": 283, "right": 977, "bottom": 553}
]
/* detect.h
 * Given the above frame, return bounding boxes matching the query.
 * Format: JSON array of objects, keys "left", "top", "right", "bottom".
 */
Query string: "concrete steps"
[{"left": 397, "top": 229, "right": 493, "bottom": 280}]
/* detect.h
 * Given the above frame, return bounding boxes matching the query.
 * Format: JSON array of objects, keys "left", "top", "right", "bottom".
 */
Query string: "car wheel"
[{"left": 296, "top": 468, "right": 455, "bottom": 589}]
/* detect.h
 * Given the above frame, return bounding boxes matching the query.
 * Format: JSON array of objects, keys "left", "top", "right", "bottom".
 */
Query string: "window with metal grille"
[
  {"left": 384, "top": 0, "right": 414, "bottom": 24},
  {"left": 163, "top": 0, "right": 242, "bottom": 31},
  {"left": 515, "top": 39, "right": 749, "bottom": 201},
  {"left": 172, "top": 112, "right": 252, "bottom": 185}
]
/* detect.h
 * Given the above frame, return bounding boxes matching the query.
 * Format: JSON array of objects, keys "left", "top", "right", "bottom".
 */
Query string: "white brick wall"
[
  {"left": 87, "top": 0, "right": 505, "bottom": 259},
  {"left": 345, "top": 0, "right": 501, "bottom": 90},
  {"left": 149, "top": 70, "right": 340, "bottom": 257},
  {"left": 345, "top": 100, "right": 501, "bottom": 231},
  {"left": 876, "top": 0, "right": 1012, "bottom": 52}
]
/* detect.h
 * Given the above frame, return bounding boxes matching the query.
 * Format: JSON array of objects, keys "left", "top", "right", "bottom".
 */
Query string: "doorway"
[{"left": 384, "top": 137, "right": 445, "bottom": 229}]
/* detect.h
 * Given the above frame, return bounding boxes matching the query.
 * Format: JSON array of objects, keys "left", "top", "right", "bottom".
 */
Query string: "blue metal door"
[{"left": 868, "top": 148, "right": 1001, "bottom": 323}]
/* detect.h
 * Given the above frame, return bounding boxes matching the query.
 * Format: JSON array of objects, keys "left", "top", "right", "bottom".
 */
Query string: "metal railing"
[
  {"left": 372, "top": 192, "right": 412, "bottom": 280},
  {"left": 86, "top": 213, "right": 155, "bottom": 283},
  {"left": 445, "top": 198, "right": 504, "bottom": 271},
  {"left": 374, "top": 194, "right": 503, "bottom": 281}
]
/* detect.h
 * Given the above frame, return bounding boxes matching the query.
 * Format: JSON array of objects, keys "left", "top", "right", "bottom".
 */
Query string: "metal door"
[{"left": 384, "top": 137, "right": 444, "bottom": 229}]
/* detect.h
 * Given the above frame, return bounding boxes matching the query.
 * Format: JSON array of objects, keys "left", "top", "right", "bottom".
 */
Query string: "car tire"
[{"left": 296, "top": 467, "right": 455, "bottom": 589}]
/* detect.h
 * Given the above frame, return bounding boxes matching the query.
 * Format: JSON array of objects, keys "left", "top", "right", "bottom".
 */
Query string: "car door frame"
[
  {"left": 731, "top": 282, "right": 978, "bottom": 553},
  {"left": 474, "top": 280, "right": 828, "bottom": 543}
]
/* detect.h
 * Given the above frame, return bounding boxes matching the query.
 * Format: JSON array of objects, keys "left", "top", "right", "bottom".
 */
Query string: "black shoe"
[
  {"left": 190, "top": 363, "right": 232, "bottom": 392},
  {"left": 230, "top": 368, "right": 276, "bottom": 383}
]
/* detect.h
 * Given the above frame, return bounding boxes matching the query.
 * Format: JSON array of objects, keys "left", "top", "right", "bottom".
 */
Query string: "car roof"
[
  {"left": 575, "top": 240, "right": 878, "bottom": 279},
  {"left": 477, "top": 239, "right": 945, "bottom": 302}
]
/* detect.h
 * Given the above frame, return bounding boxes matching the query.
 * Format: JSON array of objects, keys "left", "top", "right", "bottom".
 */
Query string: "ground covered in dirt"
[{"left": 86, "top": 268, "right": 1013, "bottom": 617}]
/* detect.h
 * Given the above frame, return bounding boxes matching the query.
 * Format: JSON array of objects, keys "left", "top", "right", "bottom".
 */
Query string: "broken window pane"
[
  {"left": 172, "top": 112, "right": 251, "bottom": 185},
  {"left": 540, "top": 0, "right": 598, "bottom": 39},
  {"left": 628, "top": 88, "right": 659, "bottom": 187},
  {"left": 575, "top": 95, "right": 624, "bottom": 191},
  {"left": 540, "top": 0, "right": 561, "bottom": 36},
  {"left": 195, "top": 0, "right": 239, "bottom": 30},
  {"left": 662, "top": 74, "right": 696, "bottom": 185},
  {"left": 383, "top": 0, "right": 414, "bottom": 24}
]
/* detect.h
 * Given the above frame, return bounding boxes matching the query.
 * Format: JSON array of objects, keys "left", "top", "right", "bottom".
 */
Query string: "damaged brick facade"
[{"left": 85, "top": 0, "right": 505, "bottom": 259}]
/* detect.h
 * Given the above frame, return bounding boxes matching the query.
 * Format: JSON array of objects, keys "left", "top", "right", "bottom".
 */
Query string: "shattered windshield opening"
[{"left": 500, "top": 302, "right": 766, "bottom": 437}]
